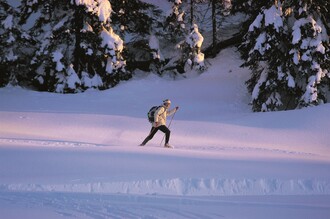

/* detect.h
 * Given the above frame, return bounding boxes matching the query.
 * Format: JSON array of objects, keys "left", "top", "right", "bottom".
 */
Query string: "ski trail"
[
  {"left": 0, "top": 138, "right": 102, "bottom": 148},
  {"left": 1, "top": 192, "right": 330, "bottom": 219}
]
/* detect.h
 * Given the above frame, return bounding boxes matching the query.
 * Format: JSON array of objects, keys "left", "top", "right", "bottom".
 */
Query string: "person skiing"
[{"left": 140, "top": 99, "right": 179, "bottom": 148}]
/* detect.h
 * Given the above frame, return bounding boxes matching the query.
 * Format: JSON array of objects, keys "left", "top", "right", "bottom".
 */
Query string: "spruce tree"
[
  {"left": 156, "top": 0, "right": 187, "bottom": 75},
  {"left": 19, "top": 0, "right": 130, "bottom": 93},
  {"left": 240, "top": 1, "right": 291, "bottom": 111},
  {"left": 185, "top": 24, "right": 205, "bottom": 72},
  {"left": 287, "top": 0, "right": 330, "bottom": 107},
  {"left": 164, "top": 0, "right": 186, "bottom": 39},
  {"left": 0, "top": 1, "right": 32, "bottom": 87},
  {"left": 240, "top": 0, "right": 329, "bottom": 111},
  {"left": 110, "top": 0, "right": 163, "bottom": 73},
  {"left": 110, "top": 0, "right": 161, "bottom": 35},
  {"left": 160, "top": 0, "right": 207, "bottom": 75}
]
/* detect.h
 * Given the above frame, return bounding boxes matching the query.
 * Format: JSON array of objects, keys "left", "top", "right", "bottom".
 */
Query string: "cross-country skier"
[{"left": 140, "top": 99, "right": 179, "bottom": 148}]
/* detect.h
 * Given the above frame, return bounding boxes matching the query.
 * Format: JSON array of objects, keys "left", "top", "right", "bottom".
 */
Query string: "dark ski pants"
[{"left": 141, "top": 125, "right": 170, "bottom": 145}]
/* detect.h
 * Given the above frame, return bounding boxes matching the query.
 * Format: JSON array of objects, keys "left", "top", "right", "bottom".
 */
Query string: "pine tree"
[
  {"left": 19, "top": 0, "right": 130, "bottom": 93},
  {"left": 152, "top": 0, "right": 187, "bottom": 75},
  {"left": 0, "top": 1, "right": 32, "bottom": 87},
  {"left": 185, "top": 24, "right": 205, "bottom": 72},
  {"left": 159, "top": 1, "right": 208, "bottom": 75},
  {"left": 110, "top": 0, "right": 161, "bottom": 35},
  {"left": 240, "top": 0, "right": 329, "bottom": 111},
  {"left": 240, "top": 1, "right": 291, "bottom": 111},
  {"left": 164, "top": 0, "right": 186, "bottom": 39},
  {"left": 231, "top": 0, "right": 268, "bottom": 15},
  {"left": 287, "top": 0, "right": 330, "bottom": 107},
  {"left": 110, "top": 0, "right": 163, "bottom": 73},
  {"left": 211, "top": 0, "right": 232, "bottom": 47},
  {"left": 162, "top": 1, "right": 211, "bottom": 74},
  {"left": 127, "top": 0, "right": 189, "bottom": 76}
]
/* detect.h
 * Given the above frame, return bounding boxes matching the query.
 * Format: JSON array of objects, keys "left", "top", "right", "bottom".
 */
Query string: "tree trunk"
[
  {"left": 212, "top": 0, "right": 217, "bottom": 47},
  {"left": 73, "top": 6, "right": 84, "bottom": 74},
  {"left": 190, "top": 0, "right": 194, "bottom": 26}
]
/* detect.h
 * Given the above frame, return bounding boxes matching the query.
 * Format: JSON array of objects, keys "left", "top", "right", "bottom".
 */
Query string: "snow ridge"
[
  {"left": 0, "top": 138, "right": 100, "bottom": 148},
  {"left": 2, "top": 178, "right": 329, "bottom": 196}
]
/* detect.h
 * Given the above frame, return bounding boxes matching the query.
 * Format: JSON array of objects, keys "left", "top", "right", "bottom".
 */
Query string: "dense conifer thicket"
[
  {"left": 240, "top": 0, "right": 329, "bottom": 111},
  {"left": 0, "top": 0, "right": 329, "bottom": 111}
]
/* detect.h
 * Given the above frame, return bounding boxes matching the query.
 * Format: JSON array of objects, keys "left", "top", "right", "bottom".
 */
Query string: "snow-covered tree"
[
  {"left": 19, "top": 0, "right": 130, "bottom": 93},
  {"left": 165, "top": 0, "right": 186, "bottom": 39},
  {"left": 150, "top": 1, "right": 208, "bottom": 75},
  {"left": 147, "top": 34, "right": 165, "bottom": 74},
  {"left": 231, "top": 0, "right": 268, "bottom": 15},
  {"left": 240, "top": 1, "right": 292, "bottom": 111},
  {"left": 240, "top": 0, "right": 329, "bottom": 111},
  {"left": 0, "top": 1, "right": 32, "bottom": 87},
  {"left": 110, "top": 0, "right": 164, "bottom": 73},
  {"left": 210, "top": 0, "right": 232, "bottom": 47},
  {"left": 110, "top": 0, "right": 161, "bottom": 35},
  {"left": 144, "top": 0, "right": 187, "bottom": 75},
  {"left": 287, "top": 0, "right": 330, "bottom": 107},
  {"left": 185, "top": 24, "right": 205, "bottom": 72}
]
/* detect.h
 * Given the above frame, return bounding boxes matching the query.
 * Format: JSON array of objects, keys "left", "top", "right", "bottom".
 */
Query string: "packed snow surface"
[{"left": 0, "top": 48, "right": 330, "bottom": 218}]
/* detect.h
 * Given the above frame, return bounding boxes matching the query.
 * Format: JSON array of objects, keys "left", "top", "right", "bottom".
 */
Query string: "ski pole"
[{"left": 160, "top": 110, "right": 177, "bottom": 146}]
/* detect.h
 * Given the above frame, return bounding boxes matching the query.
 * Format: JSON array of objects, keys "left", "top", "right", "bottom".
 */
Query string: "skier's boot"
[{"left": 164, "top": 143, "right": 173, "bottom": 148}]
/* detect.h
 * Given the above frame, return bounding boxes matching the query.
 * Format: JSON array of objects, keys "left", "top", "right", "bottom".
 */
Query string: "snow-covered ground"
[{"left": 1, "top": 48, "right": 330, "bottom": 218}]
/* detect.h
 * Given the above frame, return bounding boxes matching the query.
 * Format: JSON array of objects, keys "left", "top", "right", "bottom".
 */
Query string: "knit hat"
[{"left": 163, "top": 99, "right": 171, "bottom": 105}]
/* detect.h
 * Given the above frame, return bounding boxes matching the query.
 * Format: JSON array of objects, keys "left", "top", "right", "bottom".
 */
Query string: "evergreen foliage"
[
  {"left": 288, "top": 0, "right": 330, "bottom": 107},
  {"left": 159, "top": 0, "right": 189, "bottom": 75},
  {"left": 184, "top": 24, "right": 205, "bottom": 72},
  {"left": 0, "top": 1, "right": 32, "bottom": 87},
  {"left": 239, "top": 0, "right": 329, "bottom": 111},
  {"left": 109, "top": 0, "right": 163, "bottom": 73},
  {"left": 164, "top": 0, "right": 186, "bottom": 38},
  {"left": 152, "top": 0, "right": 207, "bottom": 75},
  {"left": 19, "top": 0, "right": 130, "bottom": 93},
  {"left": 110, "top": 0, "right": 161, "bottom": 35}
]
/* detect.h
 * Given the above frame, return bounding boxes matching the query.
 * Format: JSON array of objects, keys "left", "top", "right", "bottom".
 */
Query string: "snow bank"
[{"left": 2, "top": 178, "right": 330, "bottom": 196}]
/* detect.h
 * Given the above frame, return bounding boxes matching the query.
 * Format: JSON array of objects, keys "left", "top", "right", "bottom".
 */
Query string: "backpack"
[{"left": 147, "top": 106, "right": 163, "bottom": 123}]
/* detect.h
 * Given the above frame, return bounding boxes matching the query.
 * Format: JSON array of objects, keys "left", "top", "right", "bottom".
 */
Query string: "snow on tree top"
[
  {"left": 264, "top": 5, "right": 283, "bottom": 32},
  {"left": 75, "top": 0, "right": 112, "bottom": 23},
  {"left": 149, "top": 35, "right": 159, "bottom": 50},
  {"left": 187, "top": 24, "right": 204, "bottom": 49},
  {"left": 249, "top": 5, "right": 283, "bottom": 33},
  {"left": 2, "top": 15, "right": 13, "bottom": 30},
  {"left": 249, "top": 14, "right": 263, "bottom": 31},
  {"left": 52, "top": 50, "right": 65, "bottom": 72},
  {"left": 292, "top": 16, "right": 325, "bottom": 54},
  {"left": 100, "top": 27, "right": 124, "bottom": 53}
]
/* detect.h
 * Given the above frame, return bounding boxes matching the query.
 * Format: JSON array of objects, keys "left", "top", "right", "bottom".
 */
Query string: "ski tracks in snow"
[
  {"left": 0, "top": 138, "right": 102, "bottom": 148},
  {"left": 0, "top": 137, "right": 320, "bottom": 159},
  {"left": 1, "top": 192, "right": 330, "bottom": 219}
]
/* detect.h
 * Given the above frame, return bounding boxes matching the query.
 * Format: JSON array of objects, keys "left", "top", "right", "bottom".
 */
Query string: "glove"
[{"left": 176, "top": 106, "right": 179, "bottom": 110}]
